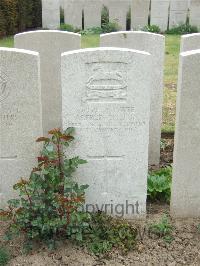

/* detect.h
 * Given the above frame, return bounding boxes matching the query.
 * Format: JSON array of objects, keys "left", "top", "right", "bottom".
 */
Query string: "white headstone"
[
  {"left": 60, "top": 0, "right": 64, "bottom": 9},
  {"left": 62, "top": 47, "right": 152, "bottom": 218},
  {"left": 84, "top": 0, "right": 102, "bottom": 29},
  {"left": 181, "top": 33, "right": 200, "bottom": 52},
  {"left": 0, "top": 48, "right": 42, "bottom": 207},
  {"left": 151, "top": 0, "right": 170, "bottom": 31},
  {"left": 14, "top": 30, "right": 81, "bottom": 134},
  {"left": 42, "top": 0, "right": 60, "bottom": 30},
  {"left": 107, "top": 0, "right": 130, "bottom": 30},
  {"left": 190, "top": 0, "right": 200, "bottom": 29},
  {"left": 171, "top": 49, "right": 200, "bottom": 218},
  {"left": 169, "top": 0, "right": 189, "bottom": 28},
  {"left": 100, "top": 32, "right": 165, "bottom": 165},
  {"left": 64, "top": 0, "right": 83, "bottom": 29},
  {"left": 131, "top": 0, "right": 150, "bottom": 30}
]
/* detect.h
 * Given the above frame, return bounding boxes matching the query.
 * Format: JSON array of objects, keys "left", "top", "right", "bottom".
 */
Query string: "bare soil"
[
  {"left": 160, "top": 134, "right": 174, "bottom": 166},
  {"left": 2, "top": 136, "right": 199, "bottom": 266},
  {"left": 1, "top": 203, "right": 200, "bottom": 266}
]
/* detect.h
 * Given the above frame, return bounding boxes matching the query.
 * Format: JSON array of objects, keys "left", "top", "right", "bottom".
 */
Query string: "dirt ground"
[
  {"left": 160, "top": 134, "right": 174, "bottom": 166},
  {"left": 2, "top": 136, "right": 200, "bottom": 266},
  {"left": 2, "top": 203, "right": 200, "bottom": 266}
]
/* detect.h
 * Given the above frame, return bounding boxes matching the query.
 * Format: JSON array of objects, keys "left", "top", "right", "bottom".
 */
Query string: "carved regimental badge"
[
  {"left": 0, "top": 72, "right": 9, "bottom": 103},
  {"left": 86, "top": 64, "right": 127, "bottom": 103}
]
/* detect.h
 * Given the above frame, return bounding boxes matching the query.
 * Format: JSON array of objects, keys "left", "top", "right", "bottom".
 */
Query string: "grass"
[
  {"left": 163, "top": 35, "right": 180, "bottom": 132},
  {"left": 0, "top": 36, "right": 14, "bottom": 48},
  {"left": 81, "top": 34, "right": 100, "bottom": 48},
  {"left": 0, "top": 34, "right": 180, "bottom": 133}
]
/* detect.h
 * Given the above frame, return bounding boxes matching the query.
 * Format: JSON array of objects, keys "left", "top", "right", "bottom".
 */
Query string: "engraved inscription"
[
  {"left": 0, "top": 107, "right": 20, "bottom": 126},
  {"left": 0, "top": 107, "right": 19, "bottom": 160},
  {"left": 85, "top": 62, "right": 128, "bottom": 103},
  {"left": 0, "top": 72, "right": 9, "bottom": 102},
  {"left": 88, "top": 155, "right": 124, "bottom": 161},
  {"left": 0, "top": 156, "right": 17, "bottom": 160},
  {"left": 64, "top": 105, "right": 146, "bottom": 130}
]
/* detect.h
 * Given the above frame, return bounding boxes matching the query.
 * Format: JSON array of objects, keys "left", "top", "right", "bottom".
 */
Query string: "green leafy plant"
[
  {"left": 149, "top": 215, "right": 174, "bottom": 243},
  {"left": 147, "top": 166, "right": 172, "bottom": 203},
  {"left": 166, "top": 23, "right": 198, "bottom": 35},
  {"left": 0, "top": 247, "right": 9, "bottom": 266},
  {"left": 101, "top": 5, "right": 109, "bottom": 25},
  {"left": 80, "top": 21, "right": 120, "bottom": 35},
  {"left": 142, "top": 24, "right": 161, "bottom": 33},
  {"left": 102, "top": 21, "right": 120, "bottom": 33},
  {"left": 0, "top": 128, "right": 90, "bottom": 250},
  {"left": 80, "top": 26, "right": 103, "bottom": 35},
  {"left": 160, "top": 139, "right": 167, "bottom": 151},
  {"left": 84, "top": 212, "right": 137, "bottom": 255},
  {"left": 60, "top": 23, "right": 80, "bottom": 33}
]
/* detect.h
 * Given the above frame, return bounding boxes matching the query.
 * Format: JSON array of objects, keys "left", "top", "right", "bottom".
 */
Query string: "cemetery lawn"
[{"left": 0, "top": 34, "right": 180, "bottom": 133}]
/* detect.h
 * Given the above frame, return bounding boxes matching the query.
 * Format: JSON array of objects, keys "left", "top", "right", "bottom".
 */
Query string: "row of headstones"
[
  {"left": 43, "top": 0, "right": 200, "bottom": 32},
  {"left": 0, "top": 30, "right": 200, "bottom": 218}
]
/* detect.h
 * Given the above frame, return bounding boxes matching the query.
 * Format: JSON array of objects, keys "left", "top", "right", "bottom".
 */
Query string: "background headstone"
[
  {"left": 190, "top": 0, "right": 200, "bottom": 29},
  {"left": 15, "top": 30, "right": 81, "bottom": 134},
  {"left": 107, "top": 0, "right": 130, "bottom": 30},
  {"left": 62, "top": 47, "right": 152, "bottom": 218},
  {"left": 131, "top": 0, "right": 150, "bottom": 29},
  {"left": 169, "top": 0, "right": 189, "bottom": 28},
  {"left": 0, "top": 48, "right": 42, "bottom": 207},
  {"left": 151, "top": 0, "right": 170, "bottom": 31},
  {"left": 60, "top": 0, "right": 64, "bottom": 9},
  {"left": 84, "top": 0, "right": 102, "bottom": 29},
  {"left": 42, "top": 0, "right": 60, "bottom": 30},
  {"left": 100, "top": 32, "right": 165, "bottom": 165},
  {"left": 171, "top": 49, "right": 200, "bottom": 217},
  {"left": 181, "top": 33, "right": 200, "bottom": 52},
  {"left": 64, "top": 0, "right": 83, "bottom": 29}
]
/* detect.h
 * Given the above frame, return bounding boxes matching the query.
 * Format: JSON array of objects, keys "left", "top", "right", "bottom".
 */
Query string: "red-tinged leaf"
[
  {"left": 0, "top": 210, "right": 10, "bottom": 217},
  {"left": 32, "top": 167, "right": 41, "bottom": 173},
  {"left": 37, "top": 156, "right": 48, "bottom": 162},
  {"left": 60, "top": 135, "right": 74, "bottom": 141},
  {"left": 20, "top": 178, "right": 29, "bottom": 185},
  {"left": 48, "top": 128, "right": 61, "bottom": 135},
  {"left": 36, "top": 137, "right": 50, "bottom": 142},
  {"left": 48, "top": 159, "right": 59, "bottom": 165}
]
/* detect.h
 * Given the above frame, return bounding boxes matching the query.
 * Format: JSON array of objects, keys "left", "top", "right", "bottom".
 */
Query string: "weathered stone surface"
[
  {"left": 62, "top": 47, "right": 152, "bottom": 218},
  {"left": 131, "top": 0, "right": 150, "bottom": 29},
  {"left": 64, "top": 0, "right": 84, "bottom": 29},
  {"left": 169, "top": 0, "right": 189, "bottom": 28},
  {"left": 151, "top": 0, "right": 170, "bottom": 31},
  {"left": 60, "top": 0, "right": 64, "bottom": 9},
  {"left": 181, "top": 33, "right": 200, "bottom": 52},
  {"left": 171, "top": 49, "right": 200, "bottom": 218},
  {"left": 42, "top": 0, "right": 60, "bottom": 30},
  {"left": 107, "top": 0, "right": 130, "bottom": 30},
  {"left": 100, "top": 32, "right": 165, "bottom": 165},
  {"left": 15, "top": 30, "right": 81, "bottom": 134},
  {"left": 190, "top": 0, "right": 200, "bottom": 29},
  {"left": 84, "top": 0, "right": 102, "bottom": 28},
  {"left": 0, "top": 48, "right": 42, "bottom": 207}
]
